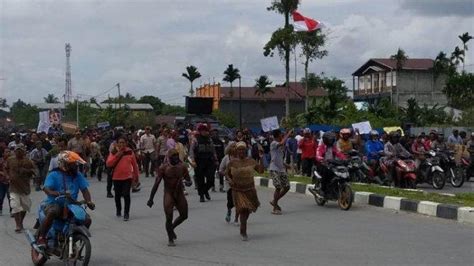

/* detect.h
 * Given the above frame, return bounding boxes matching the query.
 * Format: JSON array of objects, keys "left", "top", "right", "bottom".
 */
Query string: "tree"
[
  {"left": 458, "top": 32, "right": 472, "bottom": 71},
  {"left": 223, "top": 64, "right": 241, "bottom": 98},
  {"left": 390, "top": 48, "right": 408, "bottom": 70},
  {"left": 44, "top": 94, "right": 60, "bottom": 103},
  {"left": 434, "top": 51, "right": 455, "bottom": 79},
  {"left": 254, "top": 75, "right": 274, "bottom": 117},
  {"left": 182, "top": 65, "right": 202, "bottom": 96},
  {"left": 444, "top": 72, "right": 474, "bottom": 110},
  {"left": 451, "top": 46, "right": 465, "bottom": 68},
  {"left": 0, "top": 98, "right": 7, "bottom": 108},
  {"left": 10, "top": 99, "right": 39, "bottom": 128},
  {"left": 402, "top": 98, "right": 420, "bottom": 125},
  {"left": 213, "top": 110, "right": 237, "bottom": 128},
  {"left": 297, "top": 29, "right": 328, "bottom": 112},
  {"left": 264, "top": 0, "right": 300, "bottom": 118},
  {"left": 138, "top": 95, "right": 165, "bottom": 115}
]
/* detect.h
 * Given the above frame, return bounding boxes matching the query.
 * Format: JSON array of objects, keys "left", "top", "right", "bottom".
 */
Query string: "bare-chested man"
[{"left": 147, "top": 149, "right": 192, "bottom": 246}]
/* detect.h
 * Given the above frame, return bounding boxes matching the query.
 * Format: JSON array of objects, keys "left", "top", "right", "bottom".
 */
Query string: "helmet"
[
  {"left": 389, "top": 131, "right": 401, "bottom": 143},
  {"left": 322, "top": 132, "right": 336, "bottom": 146},
  {"left": 369, "top": 130, "right": 379, "bottom": 136},
  {"left": 58, "top": 151, "right": 86, "bottom": 170},
  {"left": 303, "top": 128, "right": 311, "bottom": 135},
  {"left": 340, "top": 128, "right": 351, "bottom": 135}
]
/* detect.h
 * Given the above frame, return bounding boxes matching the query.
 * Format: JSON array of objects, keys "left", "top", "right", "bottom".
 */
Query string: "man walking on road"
[
  {"left": 190, "top": 124, "right": 218, "bottom": 202},
  {"left": 269, "top": 129, "right": 292, "bottom": 215},
  {"left": 140, "top": 126, "right": 156, "bottom": 178},
  {"left": 6, "top": 144, "right": 36, "bottom": 232},
  {"left": 147, "top": 149, "right": 192, "bottom": 247}
]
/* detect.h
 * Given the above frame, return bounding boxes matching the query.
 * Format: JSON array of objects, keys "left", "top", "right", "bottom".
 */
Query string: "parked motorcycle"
[
  {"left": 308, "top": 160, "right": 353, "bottom": 211},
  {"left": 380, "top": 154, "right": 417, "bottom": 188},
  {"left": 438, "top": 150, "right": 464, "bottom": 187},
  {"left": 346, "top": 150, "right": 369, "bottom": 183},
  {"left": 365, "top": 151, "right": 388, "bottom": 185},
  {"left": 25, "top": 194, "right": 92, "bottom": 266},
  {"left": 417, "top": 150, "right": 445, "bottom": 189}
]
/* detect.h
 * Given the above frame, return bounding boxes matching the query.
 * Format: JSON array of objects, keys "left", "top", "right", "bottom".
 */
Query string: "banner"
[
  {"left": 260, "top": 116, "right": 279, "bottom": 132},
  {"left": 37, "top": 111, "right": 51, "bottom": 133},
  {"left": 383, "top": 126, "right": 404, "bottom": 136},
  {"left": 352, "top": 121, "right": 372, "bottom": 135},
  {"left": 97, "top": 121, "right": 110, "bottom": 129}
]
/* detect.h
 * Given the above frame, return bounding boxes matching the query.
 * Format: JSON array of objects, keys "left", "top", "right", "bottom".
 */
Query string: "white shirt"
[
  {"left": 140, "top": 134, "right": 156, "bottom": 153},
  {"left": 295, "top": 135, "right": 304, "bottom": 154}
]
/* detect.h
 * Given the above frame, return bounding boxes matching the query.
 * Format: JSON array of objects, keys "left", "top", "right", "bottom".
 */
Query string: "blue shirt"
[
  {"left": 44, "top": 171, "right": 89, "bottom": 204},
  {"left": 365, "top": 140, "right": 384, "bottom": 161}
]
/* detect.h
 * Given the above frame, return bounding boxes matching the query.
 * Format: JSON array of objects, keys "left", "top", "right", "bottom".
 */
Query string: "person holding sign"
[{"left": 269, "top": 129, "right": 292, "bottom": 215}]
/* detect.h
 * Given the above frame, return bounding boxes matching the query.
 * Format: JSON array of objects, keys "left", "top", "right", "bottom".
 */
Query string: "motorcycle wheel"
[
  {"left": 431, "top": 171, "right": 446, "bottom": 190},
  {"left": 31, "top": 247, "right": 47, "bottom": 266},
  {"left": 338, "top": 184, "right": 353, "bottom": 211},
  {"left": 408, "top": 179, "right": 417, "bottom": 189},
  {"left": 450, "top": 167, "right": 465, "bottom": 187},
  {"left": 65, "top": 234, "right": 91, "bottom": 266}
]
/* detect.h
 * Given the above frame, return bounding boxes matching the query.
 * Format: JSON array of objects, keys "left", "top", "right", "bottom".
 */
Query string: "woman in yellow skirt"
[{"left": 226, "top": 141, "right": 264, "bottom": 241}]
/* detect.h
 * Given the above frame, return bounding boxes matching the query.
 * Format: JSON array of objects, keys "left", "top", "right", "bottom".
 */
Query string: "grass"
[{"left": 258, "top": 171, "right": 474, "bottom": 207}]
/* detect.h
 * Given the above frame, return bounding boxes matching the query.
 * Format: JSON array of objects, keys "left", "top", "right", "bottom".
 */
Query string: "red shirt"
[
  {"left": 106, "top": 148, "right": 139, "bottom": 181},
  {"left": 298, "top": 138, "right": 317, "bottom": 159}
]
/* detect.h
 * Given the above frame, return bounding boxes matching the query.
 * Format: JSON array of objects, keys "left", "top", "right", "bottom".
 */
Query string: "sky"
[{"left": 1, "top": 0, "right": 473, "bottom": 106}]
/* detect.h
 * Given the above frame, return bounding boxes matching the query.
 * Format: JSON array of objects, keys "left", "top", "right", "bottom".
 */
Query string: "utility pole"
[
  {"left": 65, "top": 43, "right": 72, "bottom": 103},
  {"left": 76, "top": 95, "right": 80, "bottom": 128},
  {"left": 239, "top": 77, "right": 242, "bottom": 129},
  {"left": 117, "top": 83, "right": 121, "bottom": 109}
]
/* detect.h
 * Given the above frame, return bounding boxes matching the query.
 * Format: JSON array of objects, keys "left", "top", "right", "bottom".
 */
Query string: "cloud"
[
  {"left": 1, "top": 0, "right": 473, "bottom": 106},
  {"left": 400, "top": 0, "right": 474, "bottom": 17}
]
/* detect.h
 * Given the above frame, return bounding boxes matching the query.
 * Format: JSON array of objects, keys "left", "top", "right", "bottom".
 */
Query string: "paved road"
[
  {"left": 1, "top": 175, "right": 473, "bottom": 266},
  {"left": 415, "top": 179, "right": 473, "bottom": 194}
]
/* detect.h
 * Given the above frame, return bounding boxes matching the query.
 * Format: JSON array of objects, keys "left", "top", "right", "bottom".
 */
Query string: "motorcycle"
[
  {"left": 308, "top": 160, "right": 353, "bottom": 211},
  {"left": 346, "top": 150, "right": 369, "bottom": 183},
  {"left": 417, "top": 150, "right": 445, "bottom": 190},
  {"left": 365, "top": 151, "right": 388, "bottom": 185},
  {"left": 380, "top": 153, "right": 417, "bottom": 188},
  {"left": 25, "top": 194, "right": 92, "bottom": 266},
  {"left": 438, "top": 150, "right": 464, "bottom": 187}
]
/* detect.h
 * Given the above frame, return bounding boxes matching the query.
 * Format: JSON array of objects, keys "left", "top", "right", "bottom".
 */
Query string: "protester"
[
  {"left": 0, "top": 149, "right": 12, "bottom": 216},
  {"left": 411, "top": 134, "right": 427, "bottom": 168},
  {"left": 106, "top": 136, "right": 139, "bottom": 221},
  {"left": 140, "top": 126, "right": 156, "bottom": 178},
  {"left": 269, "top": 129, "right": 292, "bottom": 215},
  {"left": 364, "top": 130, "right": 384, "bottom": 169},
  {"left": 447, "top": 129, "right": 463, "bottom": 145},
  {"left": 226, "top": 141, "right": 264, "bottom": 241},
  {"left": 298, "top": 128, "right": 317, "bottom": 177},
  {"left": 89, "top": 137, "right": 104, "bottom": 180},
  {"left": 285, "top": 130, "right": 298, "bottom": 174},
  {"left": 147, "top": 149, "right": 192, "bottom": 247},
  {"left": 29, "top": 141, "right": 48, "bottom": 191},
  {"left": 190, "top": 124, "right": 218, "bottom": 202},
  {"left": 6, "top": 144, "right": 36, "bottom": 233},
  {"left": 294, "top": 130, "right": 304, "bottom": 174},
  {"left": 48, "top": 138, "right": 67, "bottom": 171}
]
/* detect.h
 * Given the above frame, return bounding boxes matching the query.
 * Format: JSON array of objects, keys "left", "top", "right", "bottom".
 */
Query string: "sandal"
[
  {"left": 270, "top": 201, "right": 282, "bottom": 211},
  {"left": 271, "top": 209, "right": 282, "bottom": 215}
]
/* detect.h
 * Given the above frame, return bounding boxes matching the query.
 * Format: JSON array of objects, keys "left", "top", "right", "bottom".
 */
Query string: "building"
[
  {"left": 32, "top": 103, "right": 154, "bottom": 112},
  {"left": 352, "top": 58, "right": 448, "bottom": 107},
  {"left": 196, "top": 82, "right": 325, "bottom": 128}
]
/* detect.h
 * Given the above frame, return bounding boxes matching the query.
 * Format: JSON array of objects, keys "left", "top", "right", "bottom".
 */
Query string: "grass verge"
[{"left": 258, "top": 172, "right": 474, "bottom": 207}]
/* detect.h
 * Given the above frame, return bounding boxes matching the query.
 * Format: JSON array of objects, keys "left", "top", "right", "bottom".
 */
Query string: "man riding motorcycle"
[
  {"left": 337, "top": 128, "right": 355, "bottom": 154},
  {"left": 315, "top": 132, "right": 346, "bottom": 198},
  {"left": 383, "top": 131, "right": 411, "bottom": 187},
  {"left": 37, "top": 151, "right": 95, "bottom": 247},
  {"left": 364, "top": 130, "right": 384, "bottom": 178}
]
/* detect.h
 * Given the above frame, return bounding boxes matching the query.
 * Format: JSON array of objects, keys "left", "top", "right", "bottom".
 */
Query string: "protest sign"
[
  {"left": 352, "top": 121, "right": 372, "bottom": 135},
  {"left": 260, "top": 116, "right": 279, "bottom": 132}
]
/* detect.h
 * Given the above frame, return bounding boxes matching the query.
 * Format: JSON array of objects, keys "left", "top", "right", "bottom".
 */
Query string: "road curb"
[{"left": 254, "top": 176, "right": 473, "bottom": 225}]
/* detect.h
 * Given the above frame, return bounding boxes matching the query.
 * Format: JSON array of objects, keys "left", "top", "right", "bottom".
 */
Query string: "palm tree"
[
  {"left": 390, "top": 48, "right": 408, "bottom": 70},
  {"left": 451, "top": 46, "right": 465, "bottom": 68},
  {"left": 182, "top": 65, "right": 202, "bottom": 96},
  {"left": 254, "top": 75, "right": 274, "bottom": 116},
  {"left": 434, "top": 51, "right": 454, "bottom": 79},
  {"left": 223, "top": 64, "right": 241, "bottom": 97},
  {"left": 44, "top": 94, "right": 60, "bottom": 103},
  {"left": 458, "top": 32, "right": 472, "bottom": 70}
]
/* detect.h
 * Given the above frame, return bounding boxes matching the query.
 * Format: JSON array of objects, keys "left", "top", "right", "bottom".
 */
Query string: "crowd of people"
[{"left": 0, "top": 124, "right": 473, "bottom": 245}]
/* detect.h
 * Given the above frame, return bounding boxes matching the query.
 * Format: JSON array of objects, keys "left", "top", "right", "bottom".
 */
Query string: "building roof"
[
  {"left": 32, "top": 102, "right": 153, "bottom": 110},
  {"left": 220, "top": 82, "right": 326, "bottom": 101},
  {"left": 352, "top": 58, "right": 434, "bottom": 76}
]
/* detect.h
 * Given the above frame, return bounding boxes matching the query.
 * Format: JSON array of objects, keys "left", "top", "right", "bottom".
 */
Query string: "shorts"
[
  {"left": 10, "top": 192, "right": 32, "bottom": 214},
  {"left": 270, "top": 170, "right": 290, "bottom": 189}
]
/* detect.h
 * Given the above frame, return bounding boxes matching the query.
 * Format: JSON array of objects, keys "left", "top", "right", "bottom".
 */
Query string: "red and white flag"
[{"left": 292, "top": 11, "right": 321, "bottom": 32}]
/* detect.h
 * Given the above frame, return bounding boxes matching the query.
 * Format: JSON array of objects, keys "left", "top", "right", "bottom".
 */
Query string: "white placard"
[
  {"left": 260, "top": 116, "right": 279, "bottom": 132},
  {"left": 352, "top": 121, "right": 372, "bottom": 135},
  {"left": 37, "top": 111, "right": 51, "bottom": 133}
]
